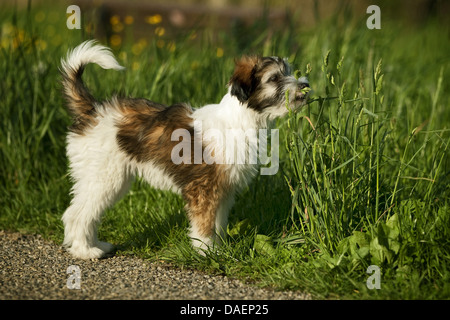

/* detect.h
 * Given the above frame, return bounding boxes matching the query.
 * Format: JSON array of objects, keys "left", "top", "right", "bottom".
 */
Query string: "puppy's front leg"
[
  {"left": 183, "top": 179, "right": 230, "bottom": 254},
  {"left": 184, "top": 195, "right": 217, "bottom": 254}
]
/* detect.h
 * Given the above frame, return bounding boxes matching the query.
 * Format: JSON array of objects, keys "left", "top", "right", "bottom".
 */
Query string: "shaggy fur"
[{"left": 60, "top": 40, "right": 309, "bottom": 259}]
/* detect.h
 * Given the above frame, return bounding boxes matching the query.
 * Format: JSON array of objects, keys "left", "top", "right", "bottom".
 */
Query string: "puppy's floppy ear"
[{"left": 228, "top": 55, "right": 261, "bottom": 103}]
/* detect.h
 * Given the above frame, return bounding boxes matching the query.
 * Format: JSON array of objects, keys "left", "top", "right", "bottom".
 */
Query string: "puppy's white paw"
[
  {"left": 67, "top": 242, "right": 114, "bottom": 260},
  {"left": 191, "top": 235, "right": 224, "bottom": 257}
]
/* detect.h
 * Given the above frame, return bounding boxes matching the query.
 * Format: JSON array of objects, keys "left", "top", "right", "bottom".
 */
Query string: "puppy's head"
[{"left": 228, "top": 56, "right": 310, "bottom": 119}]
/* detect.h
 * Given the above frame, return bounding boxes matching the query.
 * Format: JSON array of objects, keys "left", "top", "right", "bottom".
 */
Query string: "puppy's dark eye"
[{"left": 268, "top": 75, "right": 279, "bottom": 82}]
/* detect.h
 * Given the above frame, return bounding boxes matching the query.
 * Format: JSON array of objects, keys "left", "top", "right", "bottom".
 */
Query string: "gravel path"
[{"left": 0, "top": 231, "right": 310, "bottom": 300}]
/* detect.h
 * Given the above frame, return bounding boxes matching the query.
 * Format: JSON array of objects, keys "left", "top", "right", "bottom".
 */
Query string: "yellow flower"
[
  {"left": 132, "top": 61, "right": 140, "bottom": 71},
  {"left": 155, "top": 27, "right": 165, "bottom": 37},
  {"left": 124, "top": 15, "right": 134, "bottom": 25},
  {"left": 138, "top": 38, "right": 148, "bottom": 47},
  {"left": 146, "top": 14, "right": 162, "bottom": 25},
  {"left": 110, "top": 34, "right": 122, "bottom": 47},
  {"left": 12, "top": 29, "right": 25, "bottom": 49},
  {"left": 216, "top": 47, "right": 224, "bottom": 58},
  {"left": 112, "top": 22, "right": 124, "bottom": 33},
  {"left": 132, "top": 39, "right": 148, "bottom": 56},
  {"left": 110, "top": 15, "right": 120, "bottom": 26}
]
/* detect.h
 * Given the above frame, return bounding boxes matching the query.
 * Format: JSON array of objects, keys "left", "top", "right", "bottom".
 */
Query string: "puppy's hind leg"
[
  {"left": 63, "top": 174, "right": 132, "bottom": 259},
  {"left": 62, "top": 143, "right": 132, "bottom": 259},
  {"left": 62, "top": 175, "right": 132, "bottom": 259}
]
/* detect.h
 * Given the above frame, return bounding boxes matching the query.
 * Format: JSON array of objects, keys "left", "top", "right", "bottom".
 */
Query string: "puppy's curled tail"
[{"left": 60, "top": 40, "right": 124, "bottom": 132}]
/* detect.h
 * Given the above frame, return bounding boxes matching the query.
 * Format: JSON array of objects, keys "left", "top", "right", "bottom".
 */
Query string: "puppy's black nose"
[{"left": 299, "top": 82, "right": 310, "bottom": 90}]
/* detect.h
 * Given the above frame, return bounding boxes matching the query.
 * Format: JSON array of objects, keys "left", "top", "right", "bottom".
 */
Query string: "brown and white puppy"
[{"left": 60, "top": 40, "right": 309, "bottom": 259}]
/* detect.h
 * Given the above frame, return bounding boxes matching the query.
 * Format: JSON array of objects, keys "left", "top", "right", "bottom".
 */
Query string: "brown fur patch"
[
  {"left": 115, "top": 97, "right": 231, "bottom": 238},
  {"left": 232, "top": 56, "right": 261, "bottom": 83},
  {"left": 183, "top": 165, "right": 231, "bottom": 237},
  {"left": 228, "top": 55, "right": 261, "bottom": 103},
  {"left": 61, "top": 66, "right": 99, "bottom": 135}
]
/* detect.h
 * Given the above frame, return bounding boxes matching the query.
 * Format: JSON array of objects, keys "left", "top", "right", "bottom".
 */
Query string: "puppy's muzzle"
[{"left": 295, "top": 82, "right": 310, "bottom": 102}]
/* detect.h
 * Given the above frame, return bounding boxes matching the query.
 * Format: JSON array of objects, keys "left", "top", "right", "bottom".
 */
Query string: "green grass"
[{"left": 1, "top": 3, "right": 449, "bottom": 299}]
